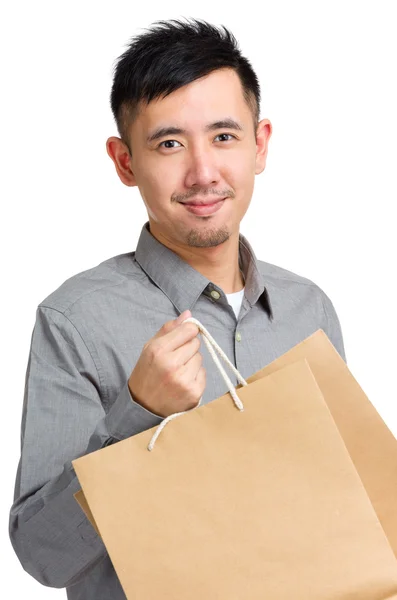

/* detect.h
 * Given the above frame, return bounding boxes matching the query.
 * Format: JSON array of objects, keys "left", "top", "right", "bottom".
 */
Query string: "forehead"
[{"left": 133, "top": 68, "right": 251, "bottom": 134}]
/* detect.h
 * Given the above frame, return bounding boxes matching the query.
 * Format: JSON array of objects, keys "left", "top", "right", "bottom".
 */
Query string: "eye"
[
  {"left": 158, "top": 140, "right": 182, "bottom": 149},
  {"left": 214, "top": 133, "right": 236, "bottom": 142}
]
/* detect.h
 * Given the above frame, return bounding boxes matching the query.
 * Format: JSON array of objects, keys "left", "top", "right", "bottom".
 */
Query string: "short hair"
[{"left": 110, "top": 17, "right": 261, "bottom": 153}]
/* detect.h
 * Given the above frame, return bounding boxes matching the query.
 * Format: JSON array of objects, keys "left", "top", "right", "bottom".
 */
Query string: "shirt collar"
[{"left": 135, "top": 221, "right": 272, "bottom": 320}]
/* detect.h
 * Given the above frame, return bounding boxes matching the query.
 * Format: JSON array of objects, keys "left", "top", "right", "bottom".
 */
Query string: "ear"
[
  {"left": 255, "top": 119, "right": 272, "bottom": 175},
  {"left": 106, "top": 136, "right": 138, "bottom": 187}
]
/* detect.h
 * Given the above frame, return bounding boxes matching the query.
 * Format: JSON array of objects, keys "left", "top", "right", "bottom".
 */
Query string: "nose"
[{"left": 183, "top": 146, "right": 220, "bottom": 189}]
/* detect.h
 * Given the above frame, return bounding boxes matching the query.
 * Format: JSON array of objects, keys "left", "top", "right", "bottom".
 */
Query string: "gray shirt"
[{"left": 9, "top": 221, "right": 346, "bottom": 599}]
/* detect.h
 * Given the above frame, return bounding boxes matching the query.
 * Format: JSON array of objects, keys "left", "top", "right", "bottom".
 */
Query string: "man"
[{"left": 9, "top": 17, "right": 346, "bottom": 599}]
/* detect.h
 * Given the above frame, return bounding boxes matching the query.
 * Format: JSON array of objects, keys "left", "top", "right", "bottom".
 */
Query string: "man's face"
[{"left": 114, "top": 68, "right": 271, "bottom": 248}]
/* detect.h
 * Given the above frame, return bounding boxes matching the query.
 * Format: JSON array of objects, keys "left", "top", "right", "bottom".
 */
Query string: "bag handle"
[{"left": 147, "top": 317, "right": 248, "bottom": 451}]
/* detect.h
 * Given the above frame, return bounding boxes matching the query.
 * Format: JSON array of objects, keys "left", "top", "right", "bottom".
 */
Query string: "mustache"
[{"left": 173, "top": 189, "right": 235, "bottom": 203}]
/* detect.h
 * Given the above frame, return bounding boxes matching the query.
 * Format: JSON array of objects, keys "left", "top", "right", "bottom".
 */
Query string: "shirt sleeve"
[
  {"left": 9, "top": 306, "right": 163, "bottom": 589},
  {"left": 318, "top": 288, "right": 347, "bottom": 363}
]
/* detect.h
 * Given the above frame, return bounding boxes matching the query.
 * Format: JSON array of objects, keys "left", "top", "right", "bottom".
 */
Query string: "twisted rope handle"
[{"left": 147, "top": 317, "right": 248, "bottom": 451}]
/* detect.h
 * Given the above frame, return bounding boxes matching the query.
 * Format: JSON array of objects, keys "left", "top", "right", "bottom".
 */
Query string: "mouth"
[{"left": 179, "top": 198, "right": 226, "bottom": 216}]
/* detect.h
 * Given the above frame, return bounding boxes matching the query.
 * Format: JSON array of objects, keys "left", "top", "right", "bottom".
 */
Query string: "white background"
[{"left": 1, "top": 1, "right": 396, "bottom": 596}]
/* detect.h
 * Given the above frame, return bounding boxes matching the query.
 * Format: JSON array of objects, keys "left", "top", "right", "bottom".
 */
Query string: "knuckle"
[
  {"left": 185, "top": 323, "right": 199, "bottom": 337},
  {"left": 180, "top": 372, "right": 196, "bottom": 393},
  {"left": 191, "top": 369, "right": 206, "bottom": 395},
  {"left": 162, "top": 363, "right": 179, "bottom": 385},
  {"left": 195, "top": 352, "right": 203, "bottom": 366},
  {"left": 194, "top": 357, "right": 200, "bottom": 368},
  {"left": 161, "top": 371, "right": 174, "bottom": 387},
  {"left": 186, "top": 382, "right": 199, "bottom": 399},
  {"left": 163, "top": 320, "right": 174, "bottom": 332},
  {"left": 147, "top": 341, "right": 164, "bottom": 362}
]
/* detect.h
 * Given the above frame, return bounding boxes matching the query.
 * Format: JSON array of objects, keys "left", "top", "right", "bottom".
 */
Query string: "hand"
[{"left": 128, "top": 310, "right": 206, "bottom": 417}]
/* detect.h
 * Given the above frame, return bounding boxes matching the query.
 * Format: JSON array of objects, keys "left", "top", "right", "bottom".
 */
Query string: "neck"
[{"left": 149, "top": 225, "right": 245, "bottom": 294}]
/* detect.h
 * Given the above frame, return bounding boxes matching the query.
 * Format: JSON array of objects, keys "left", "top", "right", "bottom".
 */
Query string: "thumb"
[
  {"left": 154, "top": 310, "right": 192, "bottom": 339},
  {"left": 175, "top": 309, "right": 192, "bottom": 325}
]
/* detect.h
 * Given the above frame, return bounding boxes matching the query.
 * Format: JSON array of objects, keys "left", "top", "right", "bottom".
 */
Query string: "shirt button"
[
  {"left": 210, "top": 290, "right": 221, "bottom": 300},
  {"left": 235, "top": 332, "right": 242, "bottom": 342}
]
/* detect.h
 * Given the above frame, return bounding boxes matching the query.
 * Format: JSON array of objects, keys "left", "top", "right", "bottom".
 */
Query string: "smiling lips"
[
  {"left": 181, "top": 198, "right": 225, "bottom": 216},
  {"left": 183, "top": 197, "right": 225, "bottom": 206}
]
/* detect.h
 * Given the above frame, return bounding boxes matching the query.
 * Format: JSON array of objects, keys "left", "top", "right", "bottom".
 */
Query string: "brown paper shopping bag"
[
  {"left": 238, "top": 327, "right": 397, "bottom": 558},
  {"left": 73, "top": 321, "right": 397, "bottom": 599}
]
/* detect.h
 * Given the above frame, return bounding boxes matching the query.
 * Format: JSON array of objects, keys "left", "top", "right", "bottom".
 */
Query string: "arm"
[
  {"left": 319, "top": 288, "right": 347, "bottom": 363},
  {"left": 9, "top": 306, "right": 163, "bottom": 589}
]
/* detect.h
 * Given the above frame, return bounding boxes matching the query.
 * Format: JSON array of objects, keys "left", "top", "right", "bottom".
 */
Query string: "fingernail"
[{"left": 177, "top": 310, "right": 190, "bottom": 323}]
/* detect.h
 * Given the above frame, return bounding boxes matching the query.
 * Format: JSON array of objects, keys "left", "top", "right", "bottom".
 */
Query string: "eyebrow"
[{"left": 146, "top": 118, "right": 244, "bottom": 144}]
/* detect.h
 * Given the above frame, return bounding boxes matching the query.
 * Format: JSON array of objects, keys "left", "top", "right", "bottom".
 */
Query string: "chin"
[{"left": 185, "top": 225, "right": 230, "bottom": 248}]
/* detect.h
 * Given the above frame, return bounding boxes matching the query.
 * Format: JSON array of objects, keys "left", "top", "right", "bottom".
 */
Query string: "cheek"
[
  {"left": 225, "top": 151, "right": 255, "bottom": 188},
  {"left": 135, "top": 166, "right": 179, "bottom": 215},
  {"left": 139, "top": 155, "right": 180, "bottom": 190},
  {"left": 228, "top": 153, "right": 256, "bottom": 210}
]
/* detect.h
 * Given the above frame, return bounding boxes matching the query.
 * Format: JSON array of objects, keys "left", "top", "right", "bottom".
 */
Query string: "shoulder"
[
  {"left": 37, "top": 251, "right": 142, "bottom": 315},
  {"left": 256, "top": 258, "right": 319, "bottom": 288},
  {"left": 256, "top": 258, "right": 346, "bottom": 361},
  {"left": 256, "top": 257, "right": 338, "bottom": 314},
  {"left": 256, "top": 259, "right": 327, "bottom": 305}
]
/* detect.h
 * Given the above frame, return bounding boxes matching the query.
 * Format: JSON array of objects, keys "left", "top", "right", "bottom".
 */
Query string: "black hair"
[{"left": 110, "top": 17, "right": 261, "bottom": 153}]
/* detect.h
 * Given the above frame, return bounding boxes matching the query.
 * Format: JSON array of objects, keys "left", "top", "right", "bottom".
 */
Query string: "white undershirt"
[{"left": 225, "top": 287, "right": 245, "bottom": 319}]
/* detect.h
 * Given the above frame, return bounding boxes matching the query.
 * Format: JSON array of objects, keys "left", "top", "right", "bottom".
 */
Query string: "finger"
[
  {"left": 152, "top": 310, "right": 192, "bottom": 340},
  {"left": 179, "top": 350, "right": 203, "bottom": 381},
  {"left": 158, "top": 321, "right": 200, "bottom": 353},
  {"left": 195, "top": 365, "right": 206, "bottom": 388},
  {"left": 172, "top": 335, "right": 201, "bottom": 367}
]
